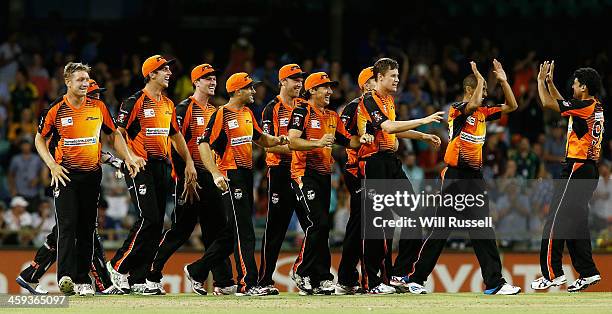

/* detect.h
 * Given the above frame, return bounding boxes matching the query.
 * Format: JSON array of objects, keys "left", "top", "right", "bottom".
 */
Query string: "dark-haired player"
[
  {"left": 405, "top": 60, "right": 521, "bottom": 295},
  {"left": 532, "top": 61, "right": 604, "bottom": 292},
  {"left": 357, "top": 58, "right": 442, "bottom": 294}
]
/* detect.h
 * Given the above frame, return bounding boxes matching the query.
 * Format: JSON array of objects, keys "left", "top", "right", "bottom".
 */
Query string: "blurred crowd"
[{"left": 0, "top": 28, "right": 611, "bottom": 252}]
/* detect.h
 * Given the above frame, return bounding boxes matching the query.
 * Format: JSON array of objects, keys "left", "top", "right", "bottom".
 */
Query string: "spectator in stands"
[
  {"left": 9, "top": 68, "right": 38, "bottom": 122},
  {"left": 400, "top": 76, "right": 431, "bottom": 118},
  {"left": 31, "top": 199, "right": 54, "bottom": 246},
  {"left": 7, "top": 107, "right": 37, "bottom": 143},
  {"left": 493, "top": 181, "right": 530, "bottom": 248},
  {"left": 543, "top": 123, "right": 566, "bottom": 178},
  {"left": 0, "top": 33, "right": 22, "bottom": 86},
  {"left": 2, "top": 196, "right": 34, "bottom": 245},
  {"left": 483, "top": 126, "right": 508, "bottom": 179},
  {"left": 7, "top": 138, "right": 45, "bottom": 212},
  {"left": 592, "top": 160, "right": 612, "bottom": 232},
  {"left": 402, "top": 151, "right": 424, "bottom": 192},
  {"left": 511, "top": 137, "right": 539, "bottom": 180}
]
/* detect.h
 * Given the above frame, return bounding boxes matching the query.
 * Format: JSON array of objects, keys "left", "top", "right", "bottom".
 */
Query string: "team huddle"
[{"left": 15, "top": 54, "right": 604, "bottom": 297}]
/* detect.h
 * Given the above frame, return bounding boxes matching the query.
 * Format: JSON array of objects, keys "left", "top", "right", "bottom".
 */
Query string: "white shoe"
[
  {"left": 531, "top": 275, "right": 567, "bottom": 290},
  {"left": 369, "top": 283, "right": 396, "bottom": 295},
  {"left": 319, "top": 280, "right": 335, "bottom": 294},
  {"left": 58, "top": 276, "right": 75, "bottom": 296},
  {"left": 568, "top": 274, "right": 601, "bottom": 292},
  {"left": 213, "top": 285, "right": 238, "bottom": 295},
  {"left": 142, "top": 279, "right": 164, "bottom": 296},
  {"left": 184, "top": 265, "right": 207, "bottom": 295},
  {"left": 406, "top": 282, "right": 427, "bottom": 295},
  {"left": 289, "top": 269, "right": 312, "bottom": 294},
  {"left": 257, "top": 285, "right": 278, "bottom": 296},
  {"left": 389, "top": 276, "right": 410, "bottom": 292},
  {"left": 335, "top": 284, "right": 360, "bottom": 295},
  {"left": 101, "top": 286, "right": 125, "bottom": 295},
  {"left": 78, "top": 284, "right": 95, "bottom": 297},
  {"left": 16, "top": 276, "right": 48, "bottom": 295},
  {"left": 106, "top": 261, "right": 130, "bottom": 293},
  {"left": 485, "top": 283, "right": 521, "bottom": 295},
  {"left": 235, "top": 286, "right": 266, "bottom": 297},
  {"left": 130, "top": 283, "right": 147, "bottom": 295}
]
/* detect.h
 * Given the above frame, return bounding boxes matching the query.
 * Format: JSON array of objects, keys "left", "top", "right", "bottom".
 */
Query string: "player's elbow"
[{"left": 381, "top": 121, "right": 396, "bottom": 134}]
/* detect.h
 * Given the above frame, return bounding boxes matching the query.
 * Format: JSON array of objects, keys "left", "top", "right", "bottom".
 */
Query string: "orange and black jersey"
[
  {"left": 38, "top": 95, "right": 116, "bottom": 172},
  {"left": 261, "top": 96, "right": 294, "bottom": 167},
  {"left": 357, "top": 91, "right": 397, "bottom": 158},
  {"left": 171, "top": 97, "right": 217, "bottom": 177},
  {"left": 340, "top": 97, "right": 361, "bottom": 177},
  {"left": 444, "top": 102, "right": 502, "bottom": 170},
  {"left": 199, "top": 105, "right": 263, "bottom": 174},
  {"left": 558, "top": 98, "right": 604, "bottom": 162},
  {"left": 289, "top": 99, "right": 352, "bottom": 180},
  {"left": 116, "top": 90, "right": 179, "bottom": 160}
]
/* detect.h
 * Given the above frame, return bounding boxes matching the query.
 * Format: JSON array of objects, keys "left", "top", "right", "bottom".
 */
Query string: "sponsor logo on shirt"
[
  {"left": 61, "top": 117, "right": 73, "bottom": 126},
  {"left": 467, "top": 116, "right": 476, "bottom": 126},
  {"left": 279, "top": 118, "right": 289, "bottom": 127},
  {"left": 311, "top": 120, "right": 321, "bottom": 129},
  {"left": 144, "top": 108, "right": 156, "bottom": 118},
  {"left": 459, "top": 132, "right": 485, "bottom": 144},
  {"left": 145, "top": 128, "right": 170, "bottom": 136},
  {"left": 228, "top": 119, "right": 239, "bottom": 129},
  {"left": 230, "top": 135, "right": 252, "bottom": 146},
  {"left": 63, "top": 137, "right": 97, "bottom": 147},
  {"left": 196, "top": 117, "right": 205, "bottom": 125}
]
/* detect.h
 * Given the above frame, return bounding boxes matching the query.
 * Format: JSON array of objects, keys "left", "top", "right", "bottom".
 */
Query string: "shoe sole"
[
  {"left": 141, "top": 290, "right": 162, "bottom": 296},
  {"left": 568, "top": 279, "right": 600, "bottom": 292},
  {"left": 16, "top": 277, "right": 44, "bottom": 295},
  {"left": 59, "top": 278, "right": 75, "bottom": 296}
]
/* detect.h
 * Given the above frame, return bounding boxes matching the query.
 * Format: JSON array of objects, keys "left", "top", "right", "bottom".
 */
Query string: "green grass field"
[{"left": 2, "top": 293, "right": 611, "bottom": 314}]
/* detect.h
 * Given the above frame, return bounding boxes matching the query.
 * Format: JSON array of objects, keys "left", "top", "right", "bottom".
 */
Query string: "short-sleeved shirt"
[
  {"left": 357, "top": 91, "right": 397, "bottom": 158},
  {"left": 38, "top": 95, "right": 116, "bottom": 171},
  {"left": 261, "top": 96, "right": 294, "bottom": 167},
  {"left": 289, "top": 99, "right": 352, "bottom": 180},
  {"left": 558, "top": 98, "right": 604, "bottom": 162},
  {"left": 340, "top": 97, "right": 361, "bottom": 177},
  {"left": 444, "top": 102, "right": 502, "bottom": 170},
  {"left": 171, "top": 96, "right": 217, "bottom": 178},
  {"left": 115, "top": 90, "right": 179, "bottom": 160},
  {"left": 199, "top": 105, "right": 263, "bottom": 174},
  {"left": 8, "top": 154, "right": 43, "bottom": 198}
]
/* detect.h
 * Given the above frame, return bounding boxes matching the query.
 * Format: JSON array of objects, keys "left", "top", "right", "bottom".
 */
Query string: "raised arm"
[
  {"left": 537, "top": 61, "right": 560, "bottom": 112},
  {"left": 492, "top": 59, "right": 518, "bottom": 113},
  {"left": 464, "top": 61, "right": 485, "bottom": 115}
]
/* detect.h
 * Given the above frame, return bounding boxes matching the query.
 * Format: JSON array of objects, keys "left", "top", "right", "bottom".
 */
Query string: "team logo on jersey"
[
  {"left": 263, "top": 123, "right": 270, "bottom": 134},
  {"left": 138, "top": 184, "right": 147, "bottom": 195},
  {"left": 117, "top": 112, "right": 127, "bottom": 124},
  {"left": 61, "top": 117, "right": 73, "bottom": 126},
  {"left": 196, "top": 117, "right": 205, "bottom": 125},
  {"left": 279, "top": 118, "right": 289, "bottom": 127},
  {"left": 372, "top": 111, "right": 384, "bottom": 123},
  {"left": 293, "top": 116, "right": 302, "bottom": 126},
  {"left": 228, "top": 119, "right": 239, "bottom": 129},
  {"left": 144, "top": 108, "right": 156, "bottom": 118},
  {"left": 311, "top": 120, "right": 321, "bottom": 129},
  {"left": 234, "top": 188, "right": 243, "bottom": 200},
  {"left": 561, "top": 100, "right": 572, "bottom": 107},
  {"left": 271, "top": 193, "right": 279, "bottom": 204},
  {"left": 467, "top": 116, "right": 476, "bottom": 126},
  {"left": 53, "top": 187, "right": 60, "bottom": 198},
  {"left": 307, "top": 190, "right": 315, "bottom": 200}
]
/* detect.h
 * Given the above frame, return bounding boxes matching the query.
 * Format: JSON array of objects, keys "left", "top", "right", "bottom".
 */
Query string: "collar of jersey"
[
  {"left": 63, "top": 95, "right": 87, "bottom": 112},
  {"left": 142, "top": 89, "right": 166, "bottom": 105}
]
